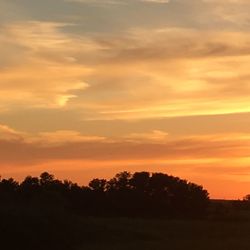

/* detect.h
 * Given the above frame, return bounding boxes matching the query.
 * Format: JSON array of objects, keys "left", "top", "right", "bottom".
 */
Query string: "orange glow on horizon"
[{"left": 1, "top": 156, "right": 250, "bottom": 200}]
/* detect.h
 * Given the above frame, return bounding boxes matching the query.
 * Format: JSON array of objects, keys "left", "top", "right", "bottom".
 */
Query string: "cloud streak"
[{"left": 0, "top": 124, "right": 249, "bottom": 165}]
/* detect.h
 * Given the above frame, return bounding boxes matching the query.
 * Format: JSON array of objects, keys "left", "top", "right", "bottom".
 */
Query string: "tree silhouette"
[
  {"left": 0, "top": 170, "right": 210, "bottom": 218},
  {"left": 89, "top": 178, "right": 107, "bottom": 192},
  {"left": 40, "top": 172, "right": 55, "bottom": 185}
]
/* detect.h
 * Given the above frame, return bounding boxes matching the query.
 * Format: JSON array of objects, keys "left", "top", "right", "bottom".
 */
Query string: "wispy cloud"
[
  {"left": 65, "top": 0, "right": 170, "bottom": 4},
  {"left": 1, "top": 21, "right": 250, "bottom": 119},
  {"left": 0, "top": 21, "right": 91, "bottom": 109},
  {"left": 0, "top": 124, "right": 249, "bottom": 164}
]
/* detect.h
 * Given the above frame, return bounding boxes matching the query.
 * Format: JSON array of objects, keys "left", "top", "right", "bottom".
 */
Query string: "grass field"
[
  {"left": 2, "top": 207, "right": 250, "bottom": 250},
  {"left": 75, "top": 217, "right": 250, "bottom": 250}
]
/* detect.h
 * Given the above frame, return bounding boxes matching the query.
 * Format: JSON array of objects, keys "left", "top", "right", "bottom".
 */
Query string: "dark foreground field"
[
  {"left": 2, "top": 209, "right": 250, "bottom": 250},
  {"left": 76, "top": 217, "right": 250, "bottom": 250},
  {"left": 1, "top": 172, "right": 249, "bottom": 249}
]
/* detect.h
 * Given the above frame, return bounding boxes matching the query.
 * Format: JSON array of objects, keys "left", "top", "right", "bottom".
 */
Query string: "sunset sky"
[{"left": 1, "top": 0, "right": 250, "bottom": 199}]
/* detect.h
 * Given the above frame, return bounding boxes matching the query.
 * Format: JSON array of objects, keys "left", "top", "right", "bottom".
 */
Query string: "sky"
[{"left": 0, "top": 0, "right": 250, "bottom": 199}]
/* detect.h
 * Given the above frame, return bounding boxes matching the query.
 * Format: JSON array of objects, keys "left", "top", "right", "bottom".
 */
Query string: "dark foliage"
[
  {"left": 0, "top": 171, "right": 209, "bottom": 249},
  {"left": 0, "top": 171, "right": 209, "bottom": 218},
  {"left": 2, "top": 172, "right": 250, "bottom": 250}
]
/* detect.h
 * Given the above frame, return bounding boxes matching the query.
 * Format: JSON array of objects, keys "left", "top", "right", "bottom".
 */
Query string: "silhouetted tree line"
[
  {"left": 0, "top": 171, "right": 209, "bottom": 218},
  {"left": 2, "top": 171, "right": 250, "bottom": 250}
]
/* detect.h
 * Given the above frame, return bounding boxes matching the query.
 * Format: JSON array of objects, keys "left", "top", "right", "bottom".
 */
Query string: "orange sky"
[{"left": 0, "top": 0, "right": 250, "bottom": 199}]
